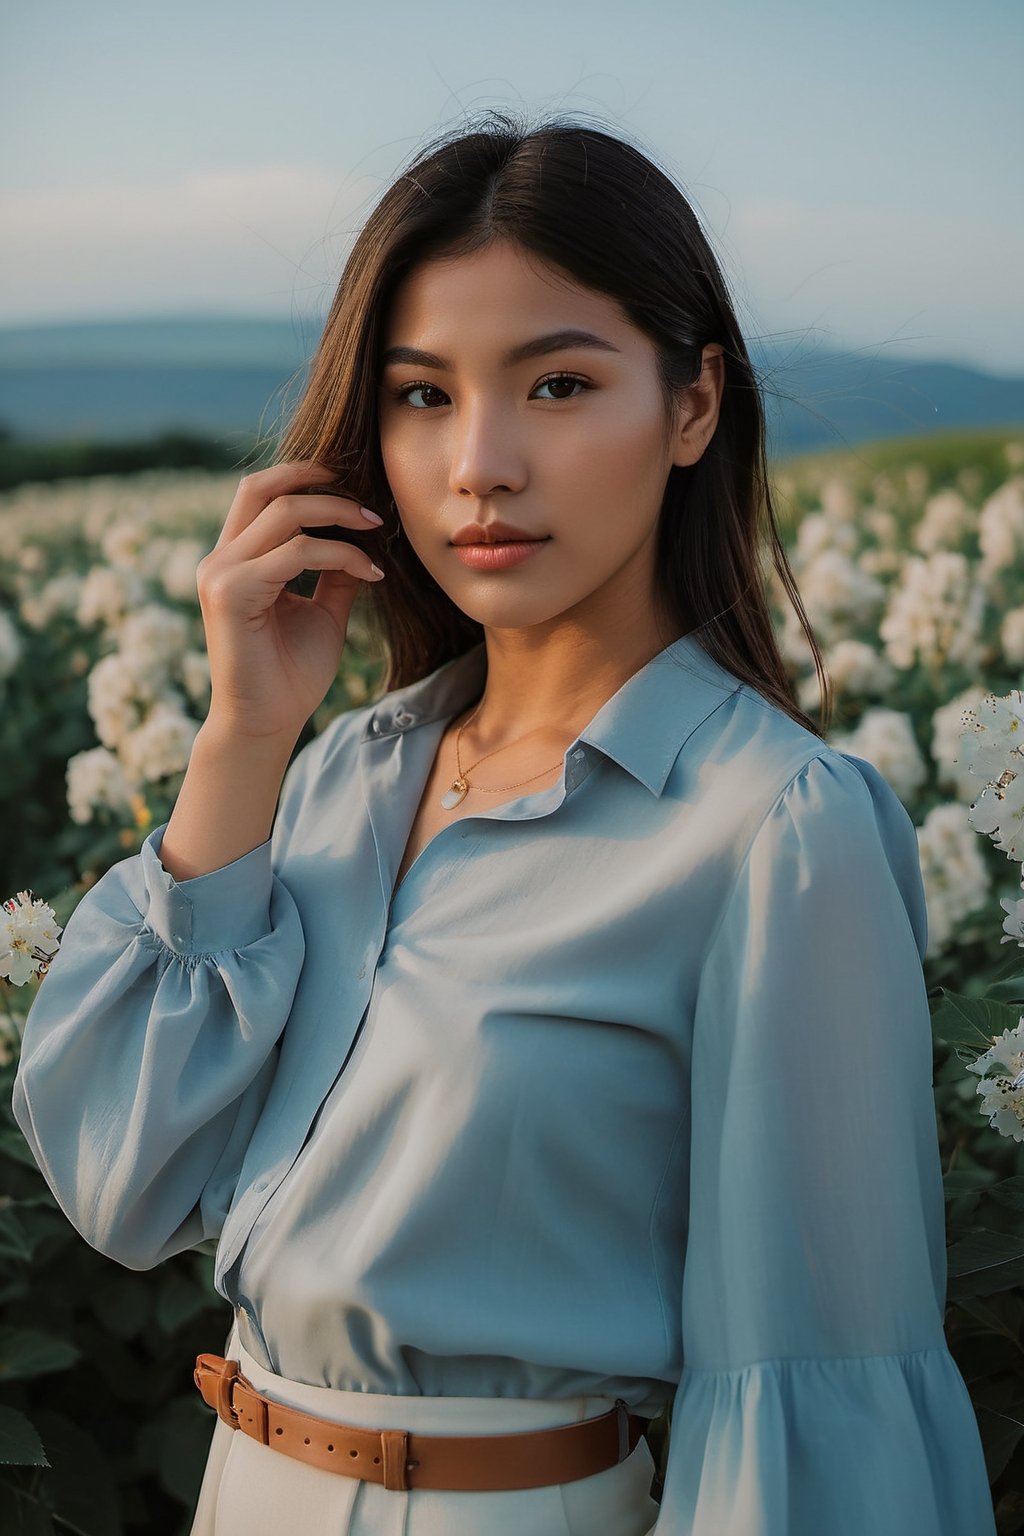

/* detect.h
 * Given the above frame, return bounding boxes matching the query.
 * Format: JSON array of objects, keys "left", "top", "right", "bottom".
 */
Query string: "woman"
[{"left": 12, "top": 111, "right": 995, "bottom": 1535}]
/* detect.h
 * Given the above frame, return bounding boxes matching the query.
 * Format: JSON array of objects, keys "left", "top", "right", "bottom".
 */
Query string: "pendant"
[{"left": 440, "top": 778, "right": 469, "bottom": 810}]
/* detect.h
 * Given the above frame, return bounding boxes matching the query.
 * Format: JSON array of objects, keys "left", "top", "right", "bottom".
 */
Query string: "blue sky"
[{"left": 3, "top": 0, "right": 1021, "bottom": 374}]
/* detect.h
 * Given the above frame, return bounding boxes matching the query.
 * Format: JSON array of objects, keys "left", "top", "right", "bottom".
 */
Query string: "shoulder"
[
  {"left": 712, "top": 688, "right": 927, "bottom": 957},
  {"left": 680, "top": 679, "right": 922, "bottom": 904},
  {"left": 692, "top": 680, "right": 916, "bottom": 844}
]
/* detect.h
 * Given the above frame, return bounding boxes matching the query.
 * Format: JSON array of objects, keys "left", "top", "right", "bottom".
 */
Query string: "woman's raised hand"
[{"left": 196, "top": 460, "right": 386, "bottom": 743}]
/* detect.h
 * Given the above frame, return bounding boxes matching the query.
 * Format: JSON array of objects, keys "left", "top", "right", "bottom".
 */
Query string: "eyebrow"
[{"left": 379, "top": 328, "right": 622, "bottom": 372}]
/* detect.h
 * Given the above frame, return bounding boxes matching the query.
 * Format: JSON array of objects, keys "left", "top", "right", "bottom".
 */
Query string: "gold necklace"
[{"left": 440, "top": 701, "right": 567, "bottom": 810}]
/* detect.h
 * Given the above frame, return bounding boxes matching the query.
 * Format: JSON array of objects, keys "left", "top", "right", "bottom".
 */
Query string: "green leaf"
[
  {"left": 0, "top": 1407, "right": 49, "bottom": 1467},
  {"left": 982, "top": 945, "right": 1024, "bottom": 989},
  {"left": 958, "top": 1289, "right": 1024, "bottom": 1341},
  {"left": 983, "top": 976, "right": 1024, "bottom": 1006},
  {"left": 943, "top": 1168, "right": 997, "bottom": 1196},
  {"left": 28, "top": 1412, "right": 120, "bottom": 1536},
  {"left": 0, "top": 1328, "right": 80, "bottom": 1382},
  {"left": 931, "top": 989, "right": 1023, "bottom": 1051},
  {"left": 946, "top": 1226, "right": 1024, "bottom": 1299},
  {"left": 984, "top": 1176, "right": 1024, "bottom": 1214}
]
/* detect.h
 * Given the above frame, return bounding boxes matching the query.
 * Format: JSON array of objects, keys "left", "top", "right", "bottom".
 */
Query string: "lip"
[
  {"left": 451, "top": 520, "right": 545, "bottom": 545},
  {"left": 452, "top": 539, "right": 550, "bottom": 571}
]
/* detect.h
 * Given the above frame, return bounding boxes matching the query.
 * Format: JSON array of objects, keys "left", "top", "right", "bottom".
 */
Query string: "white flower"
[
  {"left": 879, "top": 551, "right": 987, "bottom": 672},
  {"left": 819, "top": 477, "right": 859, "bottom": 524},
  {"left": 66, "top": 746, "right": 136, "bottom": 826},
  {"left": 915, "top": 803, "right": 992, "bottom": 956},
  {"left": 159, "top": 538, "right": 207, "bottom": 602},
  {"left": 930, "top": 687, "right": 994, "bottom": 798},
  {"left": 955, "top": 693, "right": 1024, "bottom": 860},
  {"left": 830, "top": 707, "right": 928, "bottom": 802},
  {"left": 978, "top": 476, "right": 1024, "bottom": 578},
  {"left": 956, "top": 689, "right": 1024, "bottom": 781},
  {"left": 999, "top": 877, "right": 1024, "bottom": 946},
  {"left": 86, "top": 652, "right": 154, "bottom": 748},
  {"left": 968, "top": 773, "right": 1024, "bottom": 864},
  {"left": 77, "top": 565, "right": 148, "bottom": 630},
  {"left": 19, "top": 572, "right": 84, "bottom": 631},
  {"left": 118, "top": 699, "right": 200, "bottom": 785},
  {"left": 112, "top": 603, "right": 191, "bottom": 687},
  {"left": 180, "top": 648, "right": 212, "bottom": 705},
  {"left": 1000, "top": 608, "right": 1024, "bottom": 666},
  {"left": 863, "top": 507, "right": 898, "bottom": 547},
  {"left": 795, "top": 548, "right": 887, "bottom": 646},
  {"left": 966, "top": 1019, "right": 1024, "bottom": 1142},
  {"left": 797, "top": 638, "right": 897, "bottom": 713},
  {"left": 1, "top": 890, "right": 62, "bottom": 986},
  {"left": 911, "top": 489, "right": 973, "bottom": 554},
  {"left": 100, "top": 518, "right": 150, "bottom": 571},
  {"left": 795, "top": 512, "right": 857, "bottom": 563}
]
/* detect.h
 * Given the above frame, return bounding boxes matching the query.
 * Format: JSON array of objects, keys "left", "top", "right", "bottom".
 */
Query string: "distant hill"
[{"left": 0, "top": 315, "right": 1020, "bottom": 459}]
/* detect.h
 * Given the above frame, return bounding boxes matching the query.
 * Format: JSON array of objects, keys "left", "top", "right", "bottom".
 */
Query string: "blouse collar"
[{"left": 360, "top": 631, "right": 742, "bottom": 799}]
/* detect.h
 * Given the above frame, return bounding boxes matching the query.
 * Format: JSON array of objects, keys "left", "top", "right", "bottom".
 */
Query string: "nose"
[{"left": 447, "top": 401, "right": 527, "bottom": 500}]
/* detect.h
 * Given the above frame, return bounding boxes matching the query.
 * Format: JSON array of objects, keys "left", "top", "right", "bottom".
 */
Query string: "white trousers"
[{"left": 189, "top": 1314, "right": 661, "bottom": 1536}]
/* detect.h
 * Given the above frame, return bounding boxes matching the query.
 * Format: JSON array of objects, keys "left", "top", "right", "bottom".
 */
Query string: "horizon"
[{"left": 4, "top": 0, "right": 1021, "bottom": 377}]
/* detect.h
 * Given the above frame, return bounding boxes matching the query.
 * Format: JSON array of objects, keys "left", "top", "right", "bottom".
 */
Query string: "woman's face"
[{"left": 376, "top": 239, "right": 723, "bottom": 637}]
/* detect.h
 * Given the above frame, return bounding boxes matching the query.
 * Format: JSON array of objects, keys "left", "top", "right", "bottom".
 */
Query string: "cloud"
[
  {"left": 0, "top": 164, "right": 378, "bottom": 320},
  {"left": 1, "top": 174, "right": 1021, "bottom": 373}
]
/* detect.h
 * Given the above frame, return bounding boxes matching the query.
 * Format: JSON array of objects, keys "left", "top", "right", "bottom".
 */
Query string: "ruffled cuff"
[{"left": 653, "top": 1348, "right": 995, "bottom": 1536}]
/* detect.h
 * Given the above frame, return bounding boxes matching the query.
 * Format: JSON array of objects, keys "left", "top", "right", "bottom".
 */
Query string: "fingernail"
[{"left": 360, "top": 506, "right": 384, "bottom": 525}]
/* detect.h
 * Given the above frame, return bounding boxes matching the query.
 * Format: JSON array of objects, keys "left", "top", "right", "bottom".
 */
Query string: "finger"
[
  {"left": 213, "top": 461, "right": 342, "bottom": 553},
  {"left": 226, "top": 493, "right": 381, "bottom": 565},
  {"left": 243, "top": 533, "right": 384, "bottom": 596}
]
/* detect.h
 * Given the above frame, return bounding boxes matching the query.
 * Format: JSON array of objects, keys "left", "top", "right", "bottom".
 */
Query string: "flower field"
[
  {"left": 3, "top": 429, "right": 1023, "bottom": 983},
  {"left": 2, "top": 424, "right": 1024, "bottom": 1531}
]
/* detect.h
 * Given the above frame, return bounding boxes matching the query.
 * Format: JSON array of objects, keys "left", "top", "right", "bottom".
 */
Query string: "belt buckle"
[{"left": 216, "top": 1359, "right": 242, "bottom": 1429}]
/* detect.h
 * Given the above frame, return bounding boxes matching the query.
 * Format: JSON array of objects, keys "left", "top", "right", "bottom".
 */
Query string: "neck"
[{"left": 459, "top": 617, "right": 689, "bottom": 750}]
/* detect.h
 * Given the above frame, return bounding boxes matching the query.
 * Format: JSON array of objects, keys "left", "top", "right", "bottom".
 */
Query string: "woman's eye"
[
  {"left": 391, "top": 373, "right": 590, "bottom": 409},
  {"left": 534, "top": 373, "right": 589, "bottom": 401}
]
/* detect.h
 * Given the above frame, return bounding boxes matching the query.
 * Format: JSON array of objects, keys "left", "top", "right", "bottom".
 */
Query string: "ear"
[{"left": 670, "top": 343, "right": 725, "bottom": 468}]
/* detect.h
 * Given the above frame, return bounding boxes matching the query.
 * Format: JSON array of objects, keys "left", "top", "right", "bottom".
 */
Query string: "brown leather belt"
[{"left": 194, "top": 1352, "right": 648, "bottom": 1492}]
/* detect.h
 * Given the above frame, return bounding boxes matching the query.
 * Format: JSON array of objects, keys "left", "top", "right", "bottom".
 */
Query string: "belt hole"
[
  {"left": 275, "top": 1428, "right": 283, "bottom": 1436},
  {"left": 303, "top": 1437, "right": 310, "bottom": 1445},
  {"left": 373, "top": 1456, "right": 380, "bottom": 1464},
  {"left": 327, "top": 1444, "right": 334, "bottom": 1452},
  {"left": 349, "top": 1449, "right": 358, "bottom": 1457}
]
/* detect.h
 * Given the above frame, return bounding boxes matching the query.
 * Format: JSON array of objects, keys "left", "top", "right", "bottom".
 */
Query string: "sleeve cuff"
[{"left": 139, "top": 822, "right": 275, "bottom": 956}]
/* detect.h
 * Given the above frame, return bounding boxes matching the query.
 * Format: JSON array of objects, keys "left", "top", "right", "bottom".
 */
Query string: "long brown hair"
[{"left": 274, "top": 108, "right": 833, "bottom": 737}]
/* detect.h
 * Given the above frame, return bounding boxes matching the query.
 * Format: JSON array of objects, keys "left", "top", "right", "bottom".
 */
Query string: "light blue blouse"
[{"left": 13, "top": 631, "right": 995, "bottom": 1533}]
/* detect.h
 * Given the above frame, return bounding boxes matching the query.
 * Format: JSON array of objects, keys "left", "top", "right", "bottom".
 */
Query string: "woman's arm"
[
  {"left": 10, "top": 732, "right": 318, "bottom": 1271},
  {"left": 652, "top": 750, "right": 996, "bottom": 1535}
]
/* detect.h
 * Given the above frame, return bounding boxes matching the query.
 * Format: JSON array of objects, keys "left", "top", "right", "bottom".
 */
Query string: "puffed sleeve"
[
  {"left": 11, "top": 741, "right": 313, "bottom": 1272},
  {"left": 654, "top": 750, "right": 996, "bottom": 1535}
]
